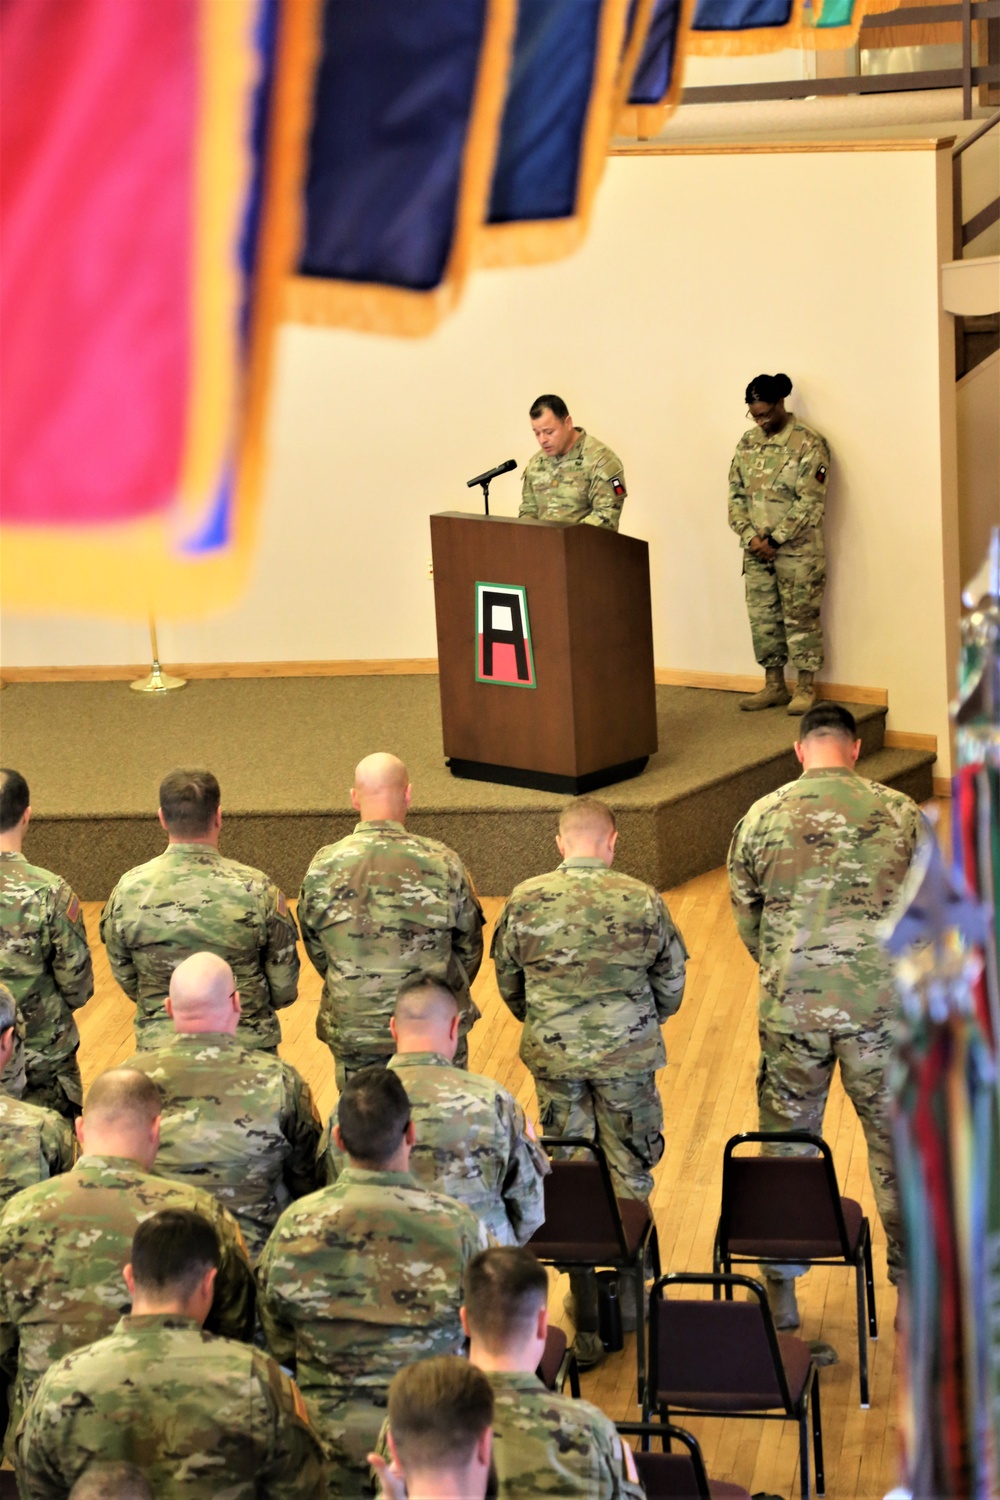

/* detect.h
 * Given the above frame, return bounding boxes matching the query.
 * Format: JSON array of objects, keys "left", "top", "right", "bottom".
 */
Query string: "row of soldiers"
[{"left": 0, "top": 702, "right": 924, "bottom": 1495}]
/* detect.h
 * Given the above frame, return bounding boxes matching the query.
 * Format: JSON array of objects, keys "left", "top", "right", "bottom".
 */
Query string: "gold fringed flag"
[
  {"left": 618, "top": 0, "right": 698, "bottom": 139},
  {"left": 686, "top": 0, "right": 808, "bottom": 56}
]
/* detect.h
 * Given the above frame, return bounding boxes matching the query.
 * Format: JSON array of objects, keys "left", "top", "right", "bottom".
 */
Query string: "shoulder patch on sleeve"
[
  {"left": 290, "top": 1378, "right": 310, "bottom": 1425},
  {"left": 610, "top": 474, "right": 626, "bottom": 498},
  {"left": 816, "top": 463, "right": 827, "bottom": 484},
  {"left": 66, "top": 894, "right": 81, "bottom": 923},
  {"left": 276, "top": 889, "right": 288, "bottom": 917}
]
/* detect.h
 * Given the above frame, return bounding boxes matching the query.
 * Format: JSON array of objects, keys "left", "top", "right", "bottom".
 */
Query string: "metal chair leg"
[
  {"left": 634, "top": 1258, "right": 646, "bottom": 1405},
  {"left": 798, "top": 1407, "right": 812, "bottom": 1500},
  {"left": 811, "top": 1369, "right": 825, "bottom": 1497},
  {"left": 863, "top": 1223, "right": 878, "bottom": 1338},
  {"left": 658, "top": 1404, "right": 672, "bottom": 1451},
  {"left": 855, "top": 1252, "right": 870, "bottom": 1408}
]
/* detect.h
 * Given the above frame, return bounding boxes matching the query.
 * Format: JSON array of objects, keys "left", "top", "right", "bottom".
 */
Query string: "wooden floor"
[{"left": 75, "top": 858, "right": 907, "bottom": 1500}]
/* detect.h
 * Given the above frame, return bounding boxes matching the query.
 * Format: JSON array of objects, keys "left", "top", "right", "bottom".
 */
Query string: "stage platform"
[{"left": 0, "top": 675, "right": 935, "bottom": 898}]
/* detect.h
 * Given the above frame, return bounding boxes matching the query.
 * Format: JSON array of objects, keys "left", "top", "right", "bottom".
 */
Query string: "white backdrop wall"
[{"left": 2, "top": 144, "right": 960, "bottom": 767}]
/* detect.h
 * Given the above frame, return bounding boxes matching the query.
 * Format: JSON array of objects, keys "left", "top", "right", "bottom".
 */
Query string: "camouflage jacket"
[
  {"left": 99, "top": 843, "right": 300, "bottom": 1050},
  {"left": 0, "top": 981, "right": 27, "bottom": 1099},
  {"left": 728, "top": 767, "right": 924, "bottom": 1033},
  {"left": 257, "top": 1168, "right": 487, "bottom": 1436},
  {"left": 297, "top": 821, "right": 484, "bottom": 1059},
  {"left": 728, "top": 416, "right": 830, "bottom": 555},
  {"left": 127, "top": 1032, "right": 322, "bottom": 1259},
  {"left": 0, "top": 1153, "right": 254, "bottom": 1457},
  {"left": 491, "top": 858, "right": 688, "bottom": 1079},
  {"left": 0, "top": 851, "right": 93, "bottom": 1079},
  {"left": 15, "top": 1313, "right": 325, "bottom": 1500},
  {"left": 519, "top": 430, "right": 626, "bottom": 530},
  {"left": 0, "top": 1094, "right": 74, "bottom": 1210},
  {"left": 322, "top": 1052, "right": 548, "bottom": 1245}
]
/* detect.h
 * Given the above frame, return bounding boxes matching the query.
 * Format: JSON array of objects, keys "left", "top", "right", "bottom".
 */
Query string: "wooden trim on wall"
[
  {"left": 933, "top": 776, "right": 953, "bottom": 797},
  {"left": 611, "top": 137, "right": 954, "bottom": 157},
  {"left": 883, "top": 729, "right": 938, "bottom": 752},
  {"left": 654, "top": 666, "right": 890, "bottom": 706},
  {"left": 0, "top": 659, "right": 440, "bottom": 684}
]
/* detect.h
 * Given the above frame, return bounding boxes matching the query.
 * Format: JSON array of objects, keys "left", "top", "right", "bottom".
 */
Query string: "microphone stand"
[{"left": 476, "top": 479, "right": 492, "bottom": 517}]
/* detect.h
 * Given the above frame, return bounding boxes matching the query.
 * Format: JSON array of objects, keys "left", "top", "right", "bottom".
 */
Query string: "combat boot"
[
  {"left": 564, "top": 1270, "right": 604, "bottom": 1370},
  {"left": 739, "top": 665, "right": 791, "bottom": 712},
  {"left": 787, "top": 670, "right": 816, "bottom": 716},
  {"left": 764, "top": 1276, "right": 801, "bottom": 1330}
]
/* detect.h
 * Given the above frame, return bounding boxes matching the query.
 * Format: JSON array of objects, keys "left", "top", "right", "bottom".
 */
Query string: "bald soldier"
[
  {"left": 68, "top": 1465, "right": 153, "bottom": 1500},
  {"left": 0, "top": 769, "right": 93, "bottom": 1118},
  {"left": 0, "top": 1068, "right": 254, "bottom": 1458},
  {"left": 323, "top": 976, "right": 548, "bottom": 1246},
  {"left": 100, "top": 768, "right": 300, "bottom": 1052},
  {"left": 519, "top": 395, "right": 626, "bottom": 531},
  {"left": 492, "top": 796, "right": 687, "bottom": 1365},
  {"left": 16, "top": 1209, "right": 324, "bottom": 1500},
  {"left": 128, "top": 953, "right": 322, "bottom": 1258},
  {"left": 0, "top": 983, "right": 74, "bottom": 1210},
  {"left": 298, "top": 753, "right": 484, "bottom": 1089}
]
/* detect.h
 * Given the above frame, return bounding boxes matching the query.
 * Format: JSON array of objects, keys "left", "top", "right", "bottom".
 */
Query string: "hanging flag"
[
  {"left": 618, "top": 0, "right": 697, "bottom": 138},
  {"left": 686, "top": 0, "right": 807, "bottom": 56},
  {"left": 799, "top": 0, "right": 868, "bottom": 49},
  {"left": 0, "top": 0, "right": 318, "bottom": 617},
  {"left": 284, "top": 0, "right": 517, "bottom": 336}
]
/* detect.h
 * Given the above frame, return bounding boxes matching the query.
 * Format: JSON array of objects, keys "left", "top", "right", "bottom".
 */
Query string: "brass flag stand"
[{"left": 130, "top": 618, "right": 186, "bottom": 694}]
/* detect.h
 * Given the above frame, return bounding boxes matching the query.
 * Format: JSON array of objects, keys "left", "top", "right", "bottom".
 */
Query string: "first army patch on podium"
[{"left": 475, "top": 582, "right": 536, "bottom": 687}]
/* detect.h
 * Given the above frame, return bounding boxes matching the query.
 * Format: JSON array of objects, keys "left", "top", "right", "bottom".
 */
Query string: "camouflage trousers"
[
  {"left": 334, "top": 1033, "right": 470, "bottom": 1094},
  {"left": 23, "top": 1050, "right": 83, "bottom": 1121},
  {"left": 310, "top": 1390, "right": 387, "bottom": 1497},
  {"left": 756, "top": 1024, "right": 903, "bottom": 1283},
  {"left": 534, "top": 1072, "right": 664, "bottom": 1202},
  {"left": 744, "top": 549, "right": 825, "bottom": 673}
]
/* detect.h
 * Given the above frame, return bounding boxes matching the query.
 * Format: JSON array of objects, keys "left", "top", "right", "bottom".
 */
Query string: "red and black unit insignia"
[
  {"left": 610, "top": 474, "right": 626, "bottom": 498},
  {"left": 816, "top": 464, "right": 828, "bottom": 484},
  {"left": 276, "top": 890, "right": 288, "bottom": 916},
  {"left": 66, "top": 894, "right": 81, "bottom": 923}
]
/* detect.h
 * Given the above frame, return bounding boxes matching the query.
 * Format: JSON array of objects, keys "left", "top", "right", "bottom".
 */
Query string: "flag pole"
[{"left": 130, "top": 617, "right": 186, "bottom": 693}]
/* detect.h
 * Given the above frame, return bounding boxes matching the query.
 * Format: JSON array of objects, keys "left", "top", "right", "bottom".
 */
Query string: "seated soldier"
[
  {"left": 68, "top": 1464, "right": 153, "bottom": 1500},
  {"left": 128, "top": 952, "right": 321, "bottom": 1258},
  {"left": 369, "top": 1356, "right": 494, "bottom": 1500},
  {"left": 0, "top": 982, "right": 74, "bottom": 1209},
  {"left": 16, "top": 1210, "right": 324, "bottom": 1500},
  {"left": 0, "top": 1068, "right": 253, "bottom": 1461},
  {"left": 462, "top": 1247, "right": 644, "bottom": 1498},
  {"left": 258, "top": 1067, "right": 487, "bottom": 1495},
  {"left": 323, "top": 976, "right": 548, "bottom": 1245}
]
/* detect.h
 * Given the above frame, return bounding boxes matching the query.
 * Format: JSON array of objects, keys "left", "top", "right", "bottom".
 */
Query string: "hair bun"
[{"left": 774, "top": 373, "right": 792, "bottom": 398}]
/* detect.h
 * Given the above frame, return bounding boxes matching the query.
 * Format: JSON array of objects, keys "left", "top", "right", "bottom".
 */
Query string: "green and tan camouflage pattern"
[
  {"left": 0, "top": 981, "right": 27, "bottom": 1101},
  {"left": 99, "top": 844, "right": 300, "bottom": 1051},
  {"left": 519, "top": 430, "right": 626, "bottom": 530},
  {"left": 0, "top": 851, "right": 93, "bottom": 1117},
  {"left": 375, "top": 1368, "right": 644, "bottom": 1499},
  {"left": 257, "top": 1166, "right": 487, "bottom": 1491},
  {"left": 727, "top": 767, "right": 924, "bottom": 1034},
  {"left": 321, "top": 1052, "right": 549, "bottom": 1245},
  {"left": 297, "top": 821, "right": 484, "bottom": 1070},
  {"left": 535, "top": 1072, "right": 664, "bottom": 1202},
  {"left": 0, "top": 1152, "right": 255, "bottom": 1457},
  {"left": 15, "top": 1313, "right": 324, "bottom": 1500},
  {"left": 743, "top": 550, "right": 827, "bottom": 672},
  {"left": 0, "top": 1094, "right": 74, "bottom": 1210},
  {"left": 491, "top": 857, "right": 688, "bottom": 1079},
  {"left": 727, "top": 416, "right": 830, "bottom": 554},
  {"left": 127, "top": 1033, "right": 322, "bottom": 1259}
]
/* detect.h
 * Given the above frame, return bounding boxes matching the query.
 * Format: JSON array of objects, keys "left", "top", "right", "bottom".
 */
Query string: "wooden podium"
[{"left": 430, "top": 512, "right": 658, "bottom": 793}]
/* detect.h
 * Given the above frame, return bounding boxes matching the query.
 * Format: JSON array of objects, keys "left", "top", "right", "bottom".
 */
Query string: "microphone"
[{"left": 467, "top": 459, "right": 517, "bottom": 488}]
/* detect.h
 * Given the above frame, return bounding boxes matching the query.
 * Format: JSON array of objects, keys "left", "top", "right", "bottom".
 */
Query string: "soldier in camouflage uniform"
[
  {"left": 727, "top": 701, "right": 924, "bottom": 1325},
  {"left": 128, "top": 952, "right": 322, "bottom": 1259},
  {"left": 16, "top": 1210, "right": 324, "bottom": 1500},
  {"left": 298, "top": 753, "right": 484, "bottom": 1090},
  {"left": 258, "top": 1067, "right": 487, "bottom": 1495},
  {"left": 728, "top": 373, "right": 831, "bottom": 716},
  {"left": 519, "top": 393, "right": 627, "bottom": 530},
  {"left": 68, "top": 1463, "right": 152, "bottom": 1500},
  {"left": 370, "top": 1357, "right": 494, "bottom": 1500},
  {"left": 322, "top": 976, "right": 548, "bottom": 1245},
  {"left": 376, "top": 1248, "right": 644, "bottom": 1498},
  {"left": 0, "top": 1068, "right": 254, "bottom": 1459},
  {"left": 0, "top": 769, "right": 93, "bottom": 1117},
  {"left": 100, "top": 768, "right": 299, "bottom": 1052},
  {"left": 0, "top": 984, "right": 73, "bottom": 1211}
]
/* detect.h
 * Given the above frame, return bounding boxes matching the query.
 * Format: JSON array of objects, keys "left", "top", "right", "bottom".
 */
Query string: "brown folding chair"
[
  {"left": 616, "top": 1421, "right": 752, "bottom": 1499},
  {"left": 536, "top": 1323, "right": 581, "bottom": 1397},
  {"left": 713, "top": 1130, "right": 878, "bottom": 1407},
  {"left": 0, "top": 1474, "right": 18, "bottom": 1500},
  {"left": 646, "top": 1272, "right": 824, "bottom": 1500},
  {"left": 527, "top": 1136, "right": 660, "bottom": 1403}
]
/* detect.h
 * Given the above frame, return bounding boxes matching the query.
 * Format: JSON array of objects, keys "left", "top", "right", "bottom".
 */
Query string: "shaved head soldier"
[{"left": 298, "top": 753, "right": 484, "bottom": 1090}]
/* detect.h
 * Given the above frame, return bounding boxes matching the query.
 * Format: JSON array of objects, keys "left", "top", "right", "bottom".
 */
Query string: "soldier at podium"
[{"left": 519, "top": 394, "right": 626, "bottom": 531}]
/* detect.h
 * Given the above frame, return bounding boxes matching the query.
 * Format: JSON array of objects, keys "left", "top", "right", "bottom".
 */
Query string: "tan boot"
[
  {"left": 739, "top": 665, "right": 791, "bottom": 712},
  {"left": 787, "top": 670, "right": 816, "bottom": 716},
  {"left": 765, "top": 1277, "right": 801, "bottom": 1330}
]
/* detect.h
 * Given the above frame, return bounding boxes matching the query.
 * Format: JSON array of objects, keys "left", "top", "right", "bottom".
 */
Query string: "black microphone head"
[{"left": 499, "top": 458, "right": 517, "bottom": 474}]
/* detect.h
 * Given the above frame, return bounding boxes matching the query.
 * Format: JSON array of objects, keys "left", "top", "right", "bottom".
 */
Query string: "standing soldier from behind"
[
  {"left": 128, "top": 952, "right": 322, "bottom": 1259},
  {"left": 491, "top": 797, "right": 688, "bottom": 1365},
  {"left": 519, "top": 394, "right": 627, "bottom": 531},
  {"left": 0, "top": 769, "right": 93, "bottom": 1118},
  {"left": 0, "top": 982, "right": 73, "bottom": 1210},
  {"left": 728, "top": 701, "right": 924, "bottom": 1330},
  {"left": 16, "top": 1211, "right": 325, "bottom": 1500},
  {"left": 728, "top": 373, "right": 831, "bottom": 716},
  {"left": 323, "top": 976, "right": 548, "bottom": 1246},
  {"left": 100, "top": 768, "right": 299, "bottom": 1052},
  {"left": 298, "top": 753, "right": 484, "bottom": 1089}
]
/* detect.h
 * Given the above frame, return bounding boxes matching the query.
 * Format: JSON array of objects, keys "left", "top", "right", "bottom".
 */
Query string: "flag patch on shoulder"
[
  {"left": 610, "top": 474, "right": 626, "bottom": 497},
  {"left": 816, "top": 464, "right": 827, "bottom": 483}
]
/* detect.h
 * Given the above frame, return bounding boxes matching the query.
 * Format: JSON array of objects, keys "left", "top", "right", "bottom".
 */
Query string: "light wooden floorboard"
[{"left": 73, "top": 856, "right": 907, "bottom": 1500}]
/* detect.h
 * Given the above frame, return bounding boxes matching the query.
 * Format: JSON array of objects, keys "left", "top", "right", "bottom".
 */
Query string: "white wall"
[
  {"left": 2, "top": 145, "right": 960, "bottom": 765},
  {"left": 957, "top": 348, "right": 1000, "bottom": 588}
]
